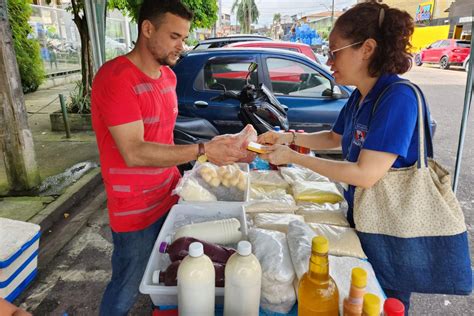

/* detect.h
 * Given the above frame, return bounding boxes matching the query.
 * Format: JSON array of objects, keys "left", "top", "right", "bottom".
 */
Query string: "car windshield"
[{"left": 456, "top": 41, "right": 471, "bottom": 48}]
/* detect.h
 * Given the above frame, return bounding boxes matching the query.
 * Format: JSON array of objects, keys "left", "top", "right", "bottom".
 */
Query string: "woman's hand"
[
  {"left": 259, "top": 144, "right": 296, "bottom": 166},
  {"left": 257, "top": 131, "right": 291, "bottom": 145}
]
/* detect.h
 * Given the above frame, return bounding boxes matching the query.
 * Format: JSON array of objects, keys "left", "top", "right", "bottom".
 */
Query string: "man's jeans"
[{"left": 99, "top": 214, "right": 167, "bottom": 316}]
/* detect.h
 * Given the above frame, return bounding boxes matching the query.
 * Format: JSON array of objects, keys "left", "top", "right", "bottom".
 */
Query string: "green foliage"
[
  {"left": 273, "top": 13, "right": 281, "bottom": 23},
  {"left": 7, "top": 0, "right": 45, "bottom": 93},
  {"left": 67, "top": 81, "right": 91, "bottom": 114},
  {"left": 231, "top": 0, "right": 259, "bottom": 33},
  {"left": 109, "top": 0, "right": 218, "bottom": 30}
]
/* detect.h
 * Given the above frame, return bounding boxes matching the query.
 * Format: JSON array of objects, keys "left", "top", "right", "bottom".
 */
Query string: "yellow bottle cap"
[
  {"left": 351, "top": 267, "right": 368, "bottom": 288},
  {"left": 363, "top": 293, "right": 381, "bottom": 316},
  {"left": 312, "top": 236, "right": 329, "bottom": 254}
]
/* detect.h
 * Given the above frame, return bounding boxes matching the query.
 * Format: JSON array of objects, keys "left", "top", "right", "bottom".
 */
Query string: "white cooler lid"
[{"left": 0, "top": 218, "right": 40, "bottom": 263}]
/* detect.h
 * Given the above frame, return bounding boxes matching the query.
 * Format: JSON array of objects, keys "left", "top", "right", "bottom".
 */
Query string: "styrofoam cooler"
[
  {"left": 140, "top": 204, "right": 247, "bottom": 306},
  {"left": 0, "top": 218, "right": 41, "bottom": 302}
]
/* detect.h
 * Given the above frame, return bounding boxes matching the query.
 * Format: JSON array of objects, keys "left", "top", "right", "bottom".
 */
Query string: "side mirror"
[{"left": 322, "top": 85, "right": 343, "bottom": 98}]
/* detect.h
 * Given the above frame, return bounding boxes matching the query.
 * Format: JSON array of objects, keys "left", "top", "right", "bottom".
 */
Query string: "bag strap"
[{"left": 370, "top": 80, "right": 433, "bottom": 169}]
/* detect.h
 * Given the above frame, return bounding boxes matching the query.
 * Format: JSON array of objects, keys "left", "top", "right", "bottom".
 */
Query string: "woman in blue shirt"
[{"left": 259, "top": 1, "right": 425, "bottom": 313}]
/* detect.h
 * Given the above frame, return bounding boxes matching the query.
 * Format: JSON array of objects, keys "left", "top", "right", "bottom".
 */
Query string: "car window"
[
  {"left": 194, "top": 43, "right": 211, "bottom": 50},
  {"left": 203, "top": 61, "right": 258, "bottom": 92},
  {"left": 266, "top": 58, "right": 332, "bottom": 97},
  {"left": 456, "top": 41, "right": 471, "bottom": 48},
  {"left": 441, "top": 40, "right": 451, "bottom": 47},
  {"left": 429, "top": 41, "right": 441, "bottom": 48}
]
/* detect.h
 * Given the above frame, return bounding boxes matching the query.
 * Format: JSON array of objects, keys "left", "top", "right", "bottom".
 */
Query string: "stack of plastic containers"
[{"left": 0, "top": 218, "right": 41, "bottom": 302}]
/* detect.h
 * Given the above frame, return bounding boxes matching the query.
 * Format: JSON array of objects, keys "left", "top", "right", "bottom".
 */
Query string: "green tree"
[
  {"left": 273, "top": 13, "right": 281, "bottom": 24},
  {"left": 231, "top": 0, "right": 259, "bottom": 34},
  {"left": 7, "top": 0, "right": 45, "bottom": 93},
  {"left": 110, "top": 0, "right": 218, "bottom": 30}
]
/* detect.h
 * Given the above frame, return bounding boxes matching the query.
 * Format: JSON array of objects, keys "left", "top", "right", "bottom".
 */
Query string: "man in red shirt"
[{"left": 91, "top": 1, "right": 246, "bottom": 314}]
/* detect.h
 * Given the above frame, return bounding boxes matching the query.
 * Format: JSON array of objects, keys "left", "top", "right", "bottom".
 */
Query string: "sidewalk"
[{"left": 0, "top": 82, "right": 101, "bottom": 224}]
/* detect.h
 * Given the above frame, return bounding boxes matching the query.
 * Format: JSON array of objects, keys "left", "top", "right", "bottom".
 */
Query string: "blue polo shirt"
[{"left": 332, "top": 73, "right": 426, "bottom": 226}]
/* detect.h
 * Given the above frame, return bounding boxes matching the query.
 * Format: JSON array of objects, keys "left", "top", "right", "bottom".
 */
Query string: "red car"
[
  {"left": 226, "top": 40, "right": 321, "bottom": 64},
  {"left": 415, "top": 39, "right": 470, "bottom": 70}
]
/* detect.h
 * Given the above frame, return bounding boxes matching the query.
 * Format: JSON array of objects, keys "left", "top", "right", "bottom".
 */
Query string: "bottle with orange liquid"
[
  {"left": 343, "top": 267, "right": 368, "bottom": 316},
  {"left": 298, "top": 236, "right": 339, "bottom": 316}
]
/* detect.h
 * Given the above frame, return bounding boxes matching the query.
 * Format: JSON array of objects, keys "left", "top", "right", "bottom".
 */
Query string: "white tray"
[{"left": 140, "top": 203, "right": 248, "bottom": 306}]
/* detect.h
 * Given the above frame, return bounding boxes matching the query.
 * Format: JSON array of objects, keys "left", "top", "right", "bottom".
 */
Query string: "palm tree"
[
  {"left": 231, "top": 0, "right": 259, "bottom": 34},
  {"left": 273, "top": 13, "right": 281, "bottom": 24}
]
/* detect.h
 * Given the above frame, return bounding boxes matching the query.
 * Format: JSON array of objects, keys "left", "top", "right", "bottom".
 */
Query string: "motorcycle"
[{"left": 174, "top": 62, "right": 289, "bottom": 145}]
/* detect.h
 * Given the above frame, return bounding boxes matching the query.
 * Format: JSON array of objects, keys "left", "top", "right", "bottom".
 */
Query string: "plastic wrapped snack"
[
  {"left": 216, "top": 124, "right": 257, "bottom": 163},
  {"left": 250, "top": 187, "right": 288, "bottom": 200},
  {"left": 287, "top": 220, "right": 316, "bottom": 280},
  {"left": 248, "top": 228, "right": 296, "bottom": 313},
  {"left": 254, "top": 213, "right": 305, "bottom": 233},
  {"left": 173, "top": 175, "right": 217, "bottom": 202},
  {"left": 174, "top": 162, "right": 248, "bottom": 201},
  {"left": 246, "top": 188, "right": 298, "bottom": 214},
  {"left": 296, "top": 202, "right": 349, "bottom": 227},
  {"left": 279, "top": 165, "right": 330, "bottom": 184},
  {"left": 308, "top": 223, "right": 367, "bottom": 259},
  {"left": 292, "top": 181, "right": 344, "bottom": 204},
  {"left": 249, "top": 170, "right": 289, "bottom": 189}
]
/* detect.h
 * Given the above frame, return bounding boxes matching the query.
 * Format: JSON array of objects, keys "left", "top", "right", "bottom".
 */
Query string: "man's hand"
[
  {"left": 259, "top": 144, "right": 296, "bottom": 166},
  {"left": 205, "top": 136, "right": 247, "bottom": 165},
  {"left": 257, "top": 131, "right": 291, "bottom": 145}
]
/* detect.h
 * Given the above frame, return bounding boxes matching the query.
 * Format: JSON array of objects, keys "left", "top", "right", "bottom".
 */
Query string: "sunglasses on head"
[{"left": 327, "top": 41, "right": 364, "bottom": 62}]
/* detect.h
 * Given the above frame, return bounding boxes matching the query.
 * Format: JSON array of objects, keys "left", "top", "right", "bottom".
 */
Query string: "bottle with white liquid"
[
  {"left": 173, "top": 218, "right": 242, "bottom": 245},
  {"left": 177, "top": 242, "right": 215, "bottom": 316},
  {"left": 223, "top": 240, "right": 262, "bottom": 316}
]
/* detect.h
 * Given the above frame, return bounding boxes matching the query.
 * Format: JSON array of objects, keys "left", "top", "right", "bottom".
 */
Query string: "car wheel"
[
  {"left": 440, "top": 56, "right": 450, "bottom": 70},
  {"left": 414, "top": 54, "right": 423, "bottom": 66}
]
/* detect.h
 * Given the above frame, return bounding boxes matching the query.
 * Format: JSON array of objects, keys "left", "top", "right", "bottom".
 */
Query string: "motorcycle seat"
[{"left": 174, "top": 116, "right": 219, "bottom": 139}]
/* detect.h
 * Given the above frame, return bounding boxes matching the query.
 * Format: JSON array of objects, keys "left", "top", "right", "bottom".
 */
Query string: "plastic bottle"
[
  {"left": 223, "top": 241, "right": 262, "bottom": 316},
  {"left": 177, "top": 242, "right": 215, "bottom": 316},
  {"left": 362, "top": 293, "right": 381, "bottom": 316},
  {"left": 152, "top": 260, "right": 225, "bottom": 287},
  {"left": 383, "top": 298, "right": 405, "bottom": 316},
  {"left": 296, "top": 129, "right": 311, "bottom": 154},
  {"left": 298, "top": 236, "right": 339, "bottom": 316},
  {"left": 159, "top": 236, "right": 236, "bottom": 264},
  {"left": 343, "top": 267, "right": 368, "bottom": 316},
  {"left": 173, "top": 218, "right": 242, "bottom": 244}
]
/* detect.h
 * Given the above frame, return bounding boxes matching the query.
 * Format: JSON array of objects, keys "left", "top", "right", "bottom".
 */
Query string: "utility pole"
[
  {"left": 0, "top": 0, "right": 41, "bottom": 193},
  {"left": 331, "top": 0, "right": 335, "bottom": 27},
  {"left": 248, "top": 0, "right": 252, "bottom": 34}
]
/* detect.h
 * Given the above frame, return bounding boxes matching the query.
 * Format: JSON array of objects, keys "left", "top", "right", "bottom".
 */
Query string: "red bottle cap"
[{"left": 383, "top": 298, "right": 405, "bottom": 316}]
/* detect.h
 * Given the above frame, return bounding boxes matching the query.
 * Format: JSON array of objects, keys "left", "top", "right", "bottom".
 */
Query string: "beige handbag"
[{"left": 352, "top": 81, "right": 471, "bottom": 295}]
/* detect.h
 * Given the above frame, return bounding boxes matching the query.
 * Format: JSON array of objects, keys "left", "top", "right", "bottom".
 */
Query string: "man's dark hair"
[{"left": 138, "top": 0, "right": 193, "bottom": 34}]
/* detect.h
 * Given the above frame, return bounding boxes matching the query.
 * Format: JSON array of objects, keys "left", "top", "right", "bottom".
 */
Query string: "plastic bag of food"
[
  {"left": 250, "top": 187, "right": 288, "bottom": 200},
  {"left": 292, "top": 181, "right": 344, "bottom": 204},
  {"left": 308, "top": 223, "right": 367, "bottom": 259},
  {"left": 248, "top": 228, "right": 296, "bottom": 314},
  {"left": 254, "top": 213, "right": 305, "bottom": 233},
  {"left": 296, "top": 202, "right": 349, "bottom": 227},
  {"left": 246, "top": 188, "right": 298, "bottom": 214},
  {"left": 279, "top": 165, "right": 330, "bottom": 184},
  {"left": 287, "top": 220, "right": 316, "bottom": 280},
  {"left": 250, "top": 170, "right": 289, "bottom": 189},
  {"left": 173, "top": 173, "right": 217, "bottom": 202},
  {"left": 216, "top": 124, "right": 257, "bottom": 163}
]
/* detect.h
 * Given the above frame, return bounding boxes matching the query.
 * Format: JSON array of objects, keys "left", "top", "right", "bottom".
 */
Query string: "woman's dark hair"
[
  {"left": 138, "top": 0, "right": 194, "bottom": 34},
  {"left": 334, "top": 0, "right": 414, "bottom": 76}
]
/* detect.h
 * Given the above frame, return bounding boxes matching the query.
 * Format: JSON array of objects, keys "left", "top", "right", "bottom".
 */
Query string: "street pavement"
[{"left": 14, "top": 65, "right": 474, "bottom": 315}]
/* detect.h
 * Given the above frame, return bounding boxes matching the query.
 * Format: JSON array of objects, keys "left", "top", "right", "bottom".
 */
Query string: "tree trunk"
[
  {"left": 71, "top": 0, "right": 93, "bottom": 98},
  {"left": 0, "top": 0, "right": 41, "bottom": 193}
]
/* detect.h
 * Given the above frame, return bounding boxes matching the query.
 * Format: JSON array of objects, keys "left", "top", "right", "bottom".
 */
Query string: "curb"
[{"left": 29, "top": 167, "right": 102, "bottom": 233}]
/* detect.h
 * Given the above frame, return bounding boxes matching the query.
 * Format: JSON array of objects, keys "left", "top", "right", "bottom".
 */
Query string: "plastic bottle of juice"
[
  {"left": 383, "top": 298, "right": 405, "bottom": 316},
  {"left": 343, "top": 267, "right": 368, "bottom": 316},
  {"left": 177, "top": 242, "right": 215, "bottom": 316},
  {"left": 298, "top": 236, "right": 339, "bottom": 316},
  {"left": 362, "top": 293, "right": 381, "bottom": 316},
  {"left": 159, "top": 236, "right": 236, "bottom": 264},
  {"left": 152, "top": 260, "right": 225, "bottom": 287},
  {"left": 223, "top": 241, "right": 262, "bottom": 316}
]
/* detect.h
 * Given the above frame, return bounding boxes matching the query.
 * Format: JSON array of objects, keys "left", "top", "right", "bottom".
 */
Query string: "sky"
[{"left": 220, "top": 0, "right": 357, "bottom": 27}]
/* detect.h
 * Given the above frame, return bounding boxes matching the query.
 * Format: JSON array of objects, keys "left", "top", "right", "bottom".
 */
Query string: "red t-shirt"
[{"left": 91, "top": 56, "right": 180, "bottom": 232}]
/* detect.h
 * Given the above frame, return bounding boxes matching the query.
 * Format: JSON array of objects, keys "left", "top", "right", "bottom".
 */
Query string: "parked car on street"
[
  {"left": 226, "top": 40, "right": 321, "bottom": 64},
  {"left": 173, "top": 48, "right": 352, "bottom": 133},
  {"left": 192, "top": 34, "right": 272, "bottom": 50},
  {"left": 415, "top": 39, "right": 470, "bottom": 70}
]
